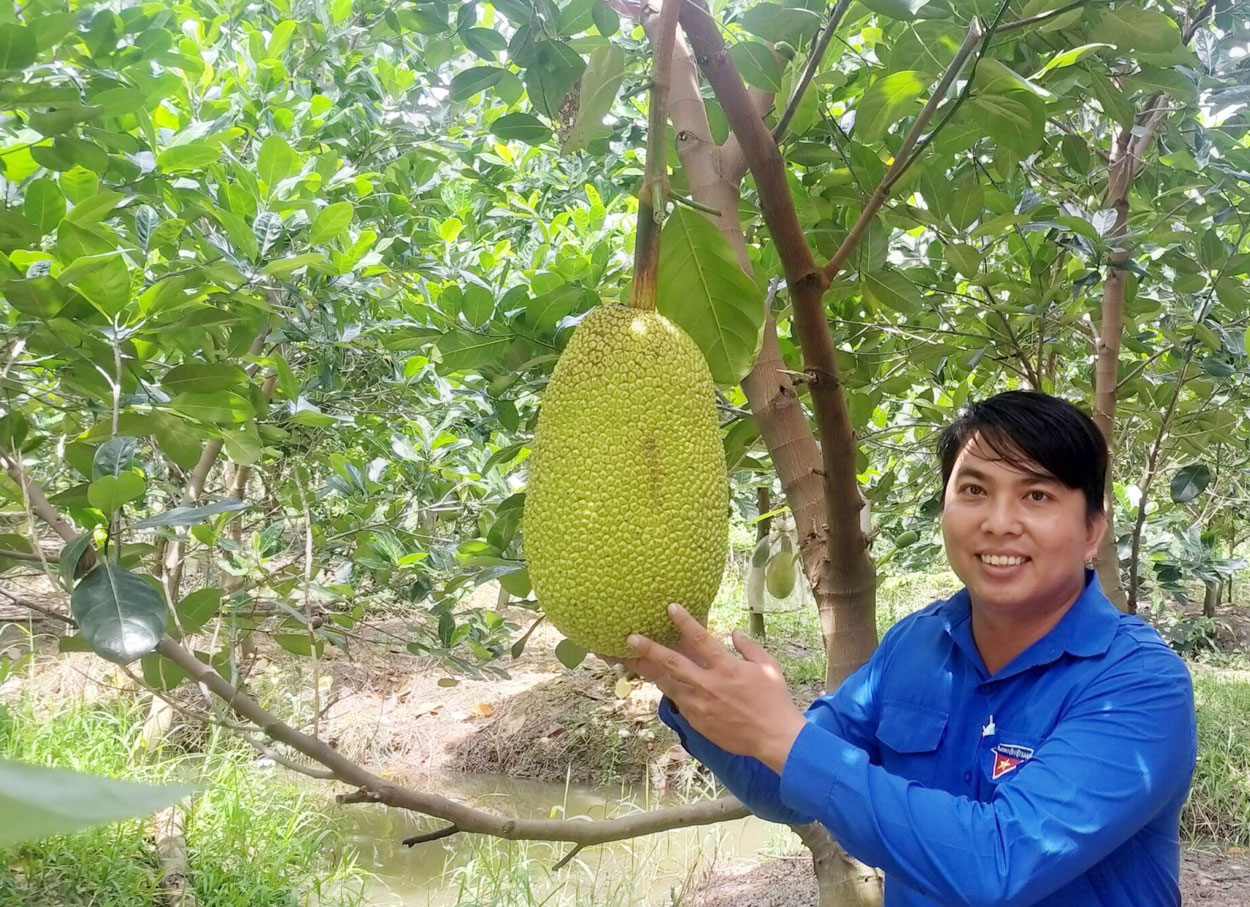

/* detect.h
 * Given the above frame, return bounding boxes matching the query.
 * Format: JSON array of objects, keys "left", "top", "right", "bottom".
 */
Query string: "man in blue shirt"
[{"left": 619, "top": 391, "right": 1197, "bottom": 906}]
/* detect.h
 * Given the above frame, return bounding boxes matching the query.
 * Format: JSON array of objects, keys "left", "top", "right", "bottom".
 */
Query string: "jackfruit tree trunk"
[
  {"left": 649, "top": 12, "right": 881, "bottom": 905},
  {"left": 677, "top": 0, "right": 879, "bottom": 689},
  {"left": 655, "top": 20, "right": 862, "bottom": 686},
  {"left": 1203, "top": 581, "right": 1220, "bottom": 619}
]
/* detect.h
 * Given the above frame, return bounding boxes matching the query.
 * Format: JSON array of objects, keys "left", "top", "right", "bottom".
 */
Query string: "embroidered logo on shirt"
[{"left": 991, "top": 743, "right": 1035, "bottom": 780}]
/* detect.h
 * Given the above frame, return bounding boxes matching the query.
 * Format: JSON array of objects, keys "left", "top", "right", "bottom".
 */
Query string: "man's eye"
[
  {"left": 962, "top": 484, "right": 984, "bottom": 495},
  {"left": 1028, "top": 490, "right": 1049, "bottom": 502}
]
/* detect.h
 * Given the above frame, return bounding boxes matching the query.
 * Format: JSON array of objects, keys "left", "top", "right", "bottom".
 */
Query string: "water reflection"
[{"left": 325, "top": 772, "right": 787, "bottom": 906}]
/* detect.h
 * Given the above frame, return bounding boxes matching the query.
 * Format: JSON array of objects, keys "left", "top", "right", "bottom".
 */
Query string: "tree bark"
[{"left": 749, "top": 487, "right": 771, "bottom": 639}]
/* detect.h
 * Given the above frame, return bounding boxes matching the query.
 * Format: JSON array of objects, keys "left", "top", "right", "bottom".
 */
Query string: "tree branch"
[
  {"left": 0, "top": 587, "right": 76, "bottom": 626},
  {"left": 820, "top": 19, "right": 984, "bottom": 284},
  {"left": 154, "top": 635, "right": 750, "bottom": 844},
  {"left": 771, "top": 0, "right": 852, "bottom": 144},
  {"left": 630, "top": 0, "right": 683, "bottom": 311}
]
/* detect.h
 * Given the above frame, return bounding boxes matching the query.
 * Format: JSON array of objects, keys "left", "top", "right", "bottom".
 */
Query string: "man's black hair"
[{"left": 938, "top": 390, "right": 1108, "bottom": 518}]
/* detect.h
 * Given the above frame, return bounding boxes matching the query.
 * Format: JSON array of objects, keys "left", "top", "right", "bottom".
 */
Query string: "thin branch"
[
  {"left": 402, "top": 825, "right": 459, "bottom": 847},
  {"left": 771, "top": 0, "right": 852, "bottom": 143},
  {"left": 820, "top": 19, "right": 984, "bottom": 284},
  {"left": 0, "top": 588, "right": 76, "bottom": 626},
  {"left": 553, "top": 843, "right": 585, "bottom": 871}
]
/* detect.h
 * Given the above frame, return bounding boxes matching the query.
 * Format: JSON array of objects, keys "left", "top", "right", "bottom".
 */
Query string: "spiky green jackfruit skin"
[{"left": 523, "top": 305, "right": 729, "bottom": 657}]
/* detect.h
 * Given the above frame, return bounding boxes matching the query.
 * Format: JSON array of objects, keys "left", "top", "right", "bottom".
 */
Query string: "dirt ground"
[{"left": 5, "top": 583, "right": 1250, "bottom": 905}]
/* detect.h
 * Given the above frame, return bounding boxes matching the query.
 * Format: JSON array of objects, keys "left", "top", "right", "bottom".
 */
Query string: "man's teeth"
[{"left": 980, "top": 554, "right": 1026, "bottom": 567}]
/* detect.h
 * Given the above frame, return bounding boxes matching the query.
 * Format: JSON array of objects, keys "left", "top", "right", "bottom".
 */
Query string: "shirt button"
[{"left": 964, "top": 772, "right": 972, "bottom": 782}]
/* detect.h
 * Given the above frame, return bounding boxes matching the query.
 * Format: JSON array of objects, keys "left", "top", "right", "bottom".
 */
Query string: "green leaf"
[
  {"left": 0, "top": 25, "right": 37, "bottom": 70},
  {"left": 23, "top": 179, "right": 66, "bottom": 236},
  {"left": 156, "top": 143, "right": 222, "bottom": 173},
  {"left": 555, "top": 637, "right": 587, "bottom": 669},
  {"left": 87, "top": 470, "right": 146, "bottom": 512},
  {"left": 857, "top": 0, "right": 932, "bottom": 19},
  {"left": 163, "top": 362, "right": 251, "bottom": 394},
  {"left": 856, "top": 71, "right": 926, "bottom": 144},
  {"left": 946, "top": 178, "right": 984, "bottom": 231},
  {"left": 1125, "top": 66, "right": 1197, "bottom": 103},
  {"left": 450, "top": 66, "right": 507, "bottom": 101},
  {"left": 0, "top": 760, "right": 191, "bottom": 847},
  {"left": 140, "top": 654, "right": 188, "bottom": 690},
  {"left": 730, "top": 41, "right": 782, "bottom": 93},
  {"left": 1088, "top": 71, "right": 1135, "bottom": 129},
  {"left": 309, "top": 201, "right": 353, "bottom": 245},
  {"left": 1092, "top": 7, "right": 1182, "bottom": 54},
  {"left": 436, "top": 331, "right": 511, "bottom": 372},
  {"left": 1032, "top": 44, "right": 1111, "bottom": 78},
  {"left": 135, "top": 499, "right": 246, "bottom": 529},
  {"left": 657, "top": 207, "right": 766, "bottom": 386},
  {"left": 461, "top": 285, "right": 494, "bottom": 327},
  {"left": 863, "top": 270, "right": 922, "bottom": 314},
  {"left": 523, "top": 41, "right": 585, "bottom": 119},
  {"left": 3, "top": 276, "right": 65, "bottom": 318},
  {"left": 174, "top": 587, "right": 222, "bottom": 636},
  {"left": 134, "top": 205, "right": 159, "bottom": 250},
  {"left": 561, "top": 44, "right": 625, "bottom": 154},
  {"left": 263, "top": 253, "right": 326, "bottom": 277},
  {"left": 67, "top": 253, "right": 131, "bottom": 317},
  {"left": 1170, "top": 464, "right": 1211, "bottom": 503},
  {"left": 150, "top": 413, "right": 202, "bottom": 470},
  {"left": 254, "top": 212, "right": 282, "bottom": 255},
  {"left": 945, "top": 242, "right": 981, "bottom": 277},
  {"left": 491, "top": 113, "right": 551, "bottom": 145},
  {"left": 967, "top": 85, "right": 1044, "bottom": 155},
  {"left": 257, "top": 135, "right": 299, "bottom": 188},
  {"left": 59, "top": 533, "right": 93, "bottom": 587},
  {"left": 70, "top": 565, "right": 168, "bottom": 665},
  {"left": 92, "top": 436, "right": 139, "bottom": 479},
  {"left": 169, "top": 392, "right": 254, "bottom": 424}
]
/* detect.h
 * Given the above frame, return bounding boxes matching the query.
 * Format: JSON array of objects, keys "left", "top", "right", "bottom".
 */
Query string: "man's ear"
[{"left": 1084, "top": 509, "right": 1108, "bottom": 562}]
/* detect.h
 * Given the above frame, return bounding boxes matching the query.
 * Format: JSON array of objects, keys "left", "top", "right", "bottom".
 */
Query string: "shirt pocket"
[{"left": 875, "top": 700, "right": 949, "bottom": 785}]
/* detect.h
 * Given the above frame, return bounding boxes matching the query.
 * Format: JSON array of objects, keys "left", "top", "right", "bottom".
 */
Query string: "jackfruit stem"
[{"left": 630, "top": 0, "right": 682, "bottom": 312}]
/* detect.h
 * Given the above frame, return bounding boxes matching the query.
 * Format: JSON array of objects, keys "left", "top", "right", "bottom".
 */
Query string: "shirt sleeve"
[
  {"left": 656, "top": 626, "right": 890, "bottom": 825},
  {"left": 777, "top": 647, "right": 1198, "bottom": 907}
]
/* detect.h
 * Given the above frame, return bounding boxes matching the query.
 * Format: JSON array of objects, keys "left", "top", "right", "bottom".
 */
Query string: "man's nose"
[{"left": 980, "top": 496, "right": 1023, "bottom": 534}]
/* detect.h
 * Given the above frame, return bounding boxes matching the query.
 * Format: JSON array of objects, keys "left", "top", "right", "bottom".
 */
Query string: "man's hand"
[{"left": 624, "top": 603, "right": 808, "bottom": 774}]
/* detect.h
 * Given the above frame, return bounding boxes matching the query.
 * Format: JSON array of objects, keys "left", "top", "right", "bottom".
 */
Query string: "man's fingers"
[
  {"left": 731, "top": 628, "right": 777, "bottom": 666},
  {"left": 667, "top": 603, "right": 728, "bottom": 663},
  {"left": 628, "top": 632, "right": 703, "bottom": 687}
]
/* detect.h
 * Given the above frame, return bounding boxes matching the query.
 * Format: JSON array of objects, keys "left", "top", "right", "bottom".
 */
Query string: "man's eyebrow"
[{"left": 956, "top": 464, "right": 1059, "bottom": 483}]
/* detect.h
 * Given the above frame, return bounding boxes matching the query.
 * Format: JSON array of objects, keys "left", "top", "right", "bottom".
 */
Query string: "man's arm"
[{"left": 777, "top": 649, "right": 1196, "bottom": 906}]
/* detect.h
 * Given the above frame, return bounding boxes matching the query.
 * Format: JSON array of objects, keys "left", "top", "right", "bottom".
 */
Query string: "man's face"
[{"left": 941, "top": 434, "right": 1106, "bottom": 619}]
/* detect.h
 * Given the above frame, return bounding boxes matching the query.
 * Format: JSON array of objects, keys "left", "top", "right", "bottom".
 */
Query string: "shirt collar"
[{"left": 931, "top": 569, "right": 1121, "bottom": 681}]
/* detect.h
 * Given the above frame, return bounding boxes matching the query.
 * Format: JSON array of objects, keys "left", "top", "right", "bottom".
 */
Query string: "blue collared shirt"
[{"left": 659, "top": 571, "right": 1197, "bottom": 906}]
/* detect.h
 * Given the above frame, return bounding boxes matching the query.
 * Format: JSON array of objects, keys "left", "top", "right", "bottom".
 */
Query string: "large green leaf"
[
  {"left": 857, "top": 0, "right": 932, "bottom": 19},
  {"left": 0, "top": 25, "right": 37, "bottom": 70},
  {"left": 863, "top": 269, "right": 922, "bottom": 314},
  {"left": 436, "top": 331, "right": 511, "bottom": 372},
  {"left": 491, "top": 112, "right": 551, "bottom": 145},
  {"left": 561, "top": 44, "right": 625, "bottom": 154},
  {"left": 163, "top": 362, "right": 249, "bottom": 394},
  {"left": 87, "top": 470, "right": 146, "bottom": 512},
  {"left": 23, "top": 179, "right": 66, "bottom": 235},
  {"left": 966, "top": 84, "right": 1044, "bottom": 156},
  {"left": 1170, "top": 464, "right": 1211, "bottom": 503},
  {"left": 309, "top": 201, "right": 353, "bottom": 245},
  {"left": 656, "top": 207, "right": 765, "bottom": 386},
  {"left": 0, "top": 760, "right": 191, "bottom": 846},
  {"left": 169, "top": 391, "right": 254, "bottom": 424},
  {"left": 68, "top": 252, "right": 131, "bottom": 317},
  {"left": 856, "top": 71, "right": 926, "bottom": 144},
  {"left": 70, "top": 565, "right": 168, "bottom": 665},
  {"left": 1091, "top": 8, "right": 1182, "bottom": 54},
  {"left": 449, "top": 66, "right": 507, "bottom": 101},
  {"left": 257, "top": 135, "right": 299, "bottom": 188},
  {"left": 135, "top": 499, "right": 246, "bottom": 529},
  {"left": 730, "top": 41, "right": 782, "bottom": 93}
]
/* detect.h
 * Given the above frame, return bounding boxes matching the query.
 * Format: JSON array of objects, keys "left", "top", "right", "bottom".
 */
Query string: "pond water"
[{"left": 325, "top": 771, "right": 789, "bottom": 906}]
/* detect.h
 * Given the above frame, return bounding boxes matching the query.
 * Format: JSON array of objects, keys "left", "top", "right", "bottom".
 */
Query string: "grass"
[
  {"left": 1185, "top": 660, "right": 1250, "bottom": 845},
  {"left": 0, "top": 692, "right": 369, "bottom": 906}
]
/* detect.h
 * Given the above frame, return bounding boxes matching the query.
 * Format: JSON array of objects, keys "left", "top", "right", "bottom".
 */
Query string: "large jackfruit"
[{"left": 523, "top": 305, "right": 729, "bottom": 657}]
